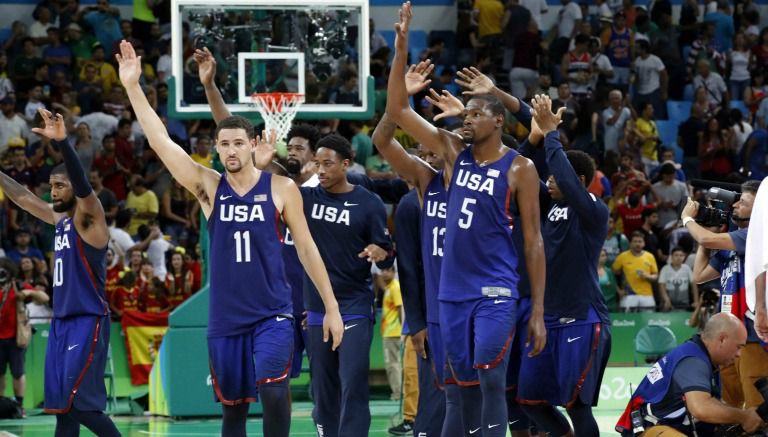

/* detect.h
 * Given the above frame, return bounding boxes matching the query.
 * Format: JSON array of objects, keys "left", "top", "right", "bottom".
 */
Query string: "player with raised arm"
[
  {"left": 515, "top": 95, "right": 612, "bottom": 436},
  {"left": 117, "top": 40, "right": 344, "bottom": 437},
  {"left": 0, "top": 108, "right": 120, "bottom": 436},
  {"left": 387, "top": 4, "right": 547, "bottom": 436},
  {"left": 372, "top": 60, "right": 467, "bottom": 436}
]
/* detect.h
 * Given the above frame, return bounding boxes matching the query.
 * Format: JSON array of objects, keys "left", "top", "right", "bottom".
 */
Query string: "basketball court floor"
[{"left": 0, "top": 402, "right": 623, "bottom": 436}]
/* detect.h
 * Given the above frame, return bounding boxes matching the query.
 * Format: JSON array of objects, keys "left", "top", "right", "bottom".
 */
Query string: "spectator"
[
  {"left": 599, "top": 89, "right": 631, "bottom": 154},
  {"left": 11, "top": 38, "right": 41, "bottom": 86},
  {"left": 686, "top": 22, "right": 726, "bottom": 81},
  {"left": 165, "top": 249, "right": 194, "bottom": 310},
  {"left": 42, "top": 27, "right": 71, "bottom": 80},
  {"left": 676, "top": 102, "right": 707, "bottom": 180},
  {"left": 500, "top": 0, "right": 531, "bottom": 71},
  {"left": 90, "top": 169, "right": 118, "bottom": 223},
  {"left": 161, "top": 179, "right": 194, "bottom": 247},
  {"left": 3, "top": 142, "right": 36, "bottom": 191},
  {"left": 751, "top": 28, "right": 768, "bottom": 73},
  {"left": 378, "top": 266, "right": 403, "bottom": 402},
  {"left": 699, "top": 117, "right": 734, "bottom": 181},
  {"left": 369, "top": 19, "right": 388, "bottom": 54},
  {"left": 23, "top": 86, "right": 46, "bottom": 126},
  {"left": 692, "top": 58, "right": 729, "bottom": 108},
  {"left": 552, "top": 0, "right": 582, "bottom": 81},
  {"left": 93, "top": 134, "right": 129, "bottom": 200},
  {"left": 80, "top": 44, "right": 118, "bottom": 93},
  {"left": 604, "top": 215, "right": 629, "bottom": 266},
  {"left": 632, "top": 39, "right": 667, "bottom": 119},
  {"left": 139, "top": 224, "right": 172, "bottom": 280},
  {"left": 65, "top": 23, "right": 95, "bottom": 70},
  {"left": 598, "top": 248, "right": 620, "bottom": 311},
  {"left": 114, "top": 118, "right": 137, "bottom": 172},
  {"left": 740, "top": 129, "right": 768, "bottom": 180},
  {"left": 730, "top": 108, "right": 753, "bottom": 156},
  {"left": 28, "top": 5, "right": 54, "bottom": 48},
  {"left": 6, "top": 229, "right": 45, "bottom": 266},
  {"left": 79, "top": 0, "right": 122, "bottom": 53},
  {"left": 110, "top": 208, "right": 136, "bottom": 260},
  {"left": 652, "top": 161, "right": 688, "bottom": 227},
  {"left": 634, "top": 102, "right": 661, "bottom": 173},
  {"left": 77, "top": 101, "right": 118, "bottom": 145},
  {"left": 0, "top": 50, "right": 14, "bottom": 102},
  {"left": 190, "top": 136, "right": 212, "bottom": 168},
  {"left": 74, "top": 63, "right": 103, "bottom": 114},
  {"left": 612, "top": 230, "right": 659, "bottom": 311},
  {"left": 704, "top": 0, "right": 735, "bottom": 52},
  {"left": 111, "top": 270, "right": 139, "bottom": 318},
  {"left": 140, "top": 275, "right": 169, "bottom": 313},
  {"left": 72, "top": 122, "right": 99, "bottom": 173},
  {"left": 638, "top": 207, "right": 661, "bottom": 264},
  {"left": 349, "top": 121, "right": 373, "bottom": 168},
  {"left": 508, "top": 17, "right": 542, "bottom": 100},
  {"left": 588, "top": 36, "right": 613, "bottom": 101},
  {"left": 561, "top": 33, "right": 592, "bottom": 100},
  {"left": 552, "top": 82, "right": 580, "bottom": 143},
  {"left": 659, "top": 246, "right": 698, "bottom": 311},
  {"left": 0, "top": 97, "right": 30, "bottom": 156},
  {"left": 601, "top": 11, "right": 633, "bottom": 91},
  {"left": 728, "top": 33, "right": 751, "bottom": 102},
  {"left": 126, "top": 175, "right": 159, "bottom": 236},
  {"left": 649, "top": 148, "right": 686, "bottom": 182}
]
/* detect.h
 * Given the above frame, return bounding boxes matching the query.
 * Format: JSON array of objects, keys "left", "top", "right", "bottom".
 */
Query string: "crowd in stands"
[{"left": 1, "top": 0, "right": 767, "bottom": 324}]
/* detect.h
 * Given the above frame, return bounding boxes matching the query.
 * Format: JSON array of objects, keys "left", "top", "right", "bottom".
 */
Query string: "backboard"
[{"left": 169, "top": 0, "right": 373, "bottom": 121}]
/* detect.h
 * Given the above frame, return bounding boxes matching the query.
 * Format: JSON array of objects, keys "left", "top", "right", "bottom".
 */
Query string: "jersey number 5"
[
  {"left": 458, "top": 198, "right": 476, "bottom": 229},
  {"left": 233, "top": 231, "right": 251, "bottom": 263}
]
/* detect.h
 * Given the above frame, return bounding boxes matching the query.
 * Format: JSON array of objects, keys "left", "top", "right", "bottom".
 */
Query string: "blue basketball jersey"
[
  {"left": 207, "top": 172, "right": 292, "bottom": 338},
  {"left": 52, "top": 217, "right": 108, "bottom": 318},
  {"left": 440, "top": 146, "right": 520, "bottom": 302},
  {"left": 421, "top": 171, "right": 447, "bottom": 323}
]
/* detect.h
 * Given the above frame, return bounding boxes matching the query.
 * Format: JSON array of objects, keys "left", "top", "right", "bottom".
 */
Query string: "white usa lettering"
[
  {"left": 425, "top": 200, "right": 447, "bottom": 218},
  {"left": 219, "top": 204, "right": 265, "bottom": 222},
  {"left": 310, "top": 204, "right": 351, "bottom": 226},
  {"left": 54, "top": 234, "right": 71, "bottom": 251},
  {"left": 455, "top": 169, "right": 495, "bottom": 195},
  {"left": 548, "top": 205, "right": 569, "bottom": 222}
]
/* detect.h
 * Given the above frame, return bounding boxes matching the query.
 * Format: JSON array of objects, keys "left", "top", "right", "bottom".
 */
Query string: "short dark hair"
[
  {"left": 574, "top": 33, "right": 590, "bottom": 46},
  {"left": 118, "top": 118, "right": 132, "bottom": 129},
  {"left": 468, "top": 94, "right": 505, "bottom": 117},
  {"left": 636, "top": 39, "right": 650, "bottom": 53},
  {"left": 566, "top": 150, "right": 595, "bottom": 185},
  {"left": 316, "top": 134, "right": 353, "bottom": 161},
  {"left": 641, "top": 207, "right": 658, "bottom": 220},
  {"left": 287, "top": 124, "right": 321, "bottom": 152},
  {"left": 630, "top": 230, "right": 646, "bottom": 241},
  {"left": 671, "top": 246, "right": 686, "bottom": 255},
  {"left": 215, "top": 116, "right": 255, "bottom": 140},
  {"left": 742, "top": 179, "right": 762, "bottom": 195},
  {"left": 50, "top": 163, "right": 69, "bottom": 179},
  {"left": 115, "top": 208, "right": 133, "bottom": 228}
]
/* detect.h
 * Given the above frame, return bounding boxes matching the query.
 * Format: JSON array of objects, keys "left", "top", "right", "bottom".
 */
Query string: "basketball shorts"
[
  {"left": 208, "top": 315, "right": 294, "bottom": 404},
  {"left": 506, "top": 297, "right": 531, "bottom": 391},
  {"left": 518, "top": 308, "right": 611, "bottom": 407},
  {"left": 439, "top": 298, "right": 517, "bottom": 385},
  {"left": 427, "top": 322, "right": 447, "bottom": 387},
  {"left": 44, "top": 315, "right": 110, "bottom": 413},
  {"left": 290, "top": 313, "right": 307, "bottom": 378}
]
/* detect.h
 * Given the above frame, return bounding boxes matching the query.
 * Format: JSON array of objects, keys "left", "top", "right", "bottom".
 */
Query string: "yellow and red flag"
[{"left": 121, "top": 310, "right": 169, "bottom": 385}]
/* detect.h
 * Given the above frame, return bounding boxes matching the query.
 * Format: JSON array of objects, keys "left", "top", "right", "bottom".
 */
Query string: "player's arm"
[
  {"left": 512, "top": 157, "right": 547, "bottom": 357},
  {"left": 0, "top": 169, "right": 54, "bottom": 225},
  {"left": 277, "top": 178, "right": 343, "bottom": 350},
  {"left": 195, "top": 47, "right": 232, "bottom": 124},
  {"left": 455, "top": 67, "right": 532, "bottom": 130},
  {"left": 117, "top": 41, "right": 220, "bottom": 216},
  {"left": 372, "top": 113, "right": 436, "bottom": 193},
  {"left": 386, "top": 3, "right": 462, "bottom": 173}
]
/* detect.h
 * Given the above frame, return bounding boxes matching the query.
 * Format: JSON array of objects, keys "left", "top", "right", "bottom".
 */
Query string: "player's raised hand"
[
  {"left": 323, "top": 308, "right": 344, "bottom": 351},
  {"left": 530, "top": 94, "right": 565, "bottom": 137},
  {"left": 405, "top": 60, "right": 434, "bottom": 96},
  {"left": 425, "top": 88, "right": 464, "bottom": 121},
  {"left": 31, "top": 108, "right": 67, "bottom": 141},
  {"left": 116, "top": 40, "right": 142, "bottom": 86},
  {"left": 526, "top": 314, "right": 547, "bottom": 357},
  {"left": 394, "top": 1, "right": 412, "bottom": 41},
  {"left": 194, "top": 47, "right": 217, "bottom": 86},
  {"left": 455, "top": 67, "right": 494, "bottom": 96},
  {"left": 253, "top": 129, "right": 278, "bottom": 169},
  {"left": 358, "top": 244, "right": 388, "bottom": 263}
]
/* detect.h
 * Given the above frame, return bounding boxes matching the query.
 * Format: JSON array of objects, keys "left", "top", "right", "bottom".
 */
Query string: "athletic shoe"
[{"left": 388, "top": 420, "right": 414, "bottom": 436}]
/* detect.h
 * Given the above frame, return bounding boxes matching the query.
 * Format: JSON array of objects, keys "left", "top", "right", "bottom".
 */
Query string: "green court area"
[{"left": 0, "top": 401, "right": 625, "bottom": 436}]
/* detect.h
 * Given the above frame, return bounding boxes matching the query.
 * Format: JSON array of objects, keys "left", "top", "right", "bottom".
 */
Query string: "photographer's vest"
[{"left": 616, "top": 336, "right": 717, "bottom": 436}]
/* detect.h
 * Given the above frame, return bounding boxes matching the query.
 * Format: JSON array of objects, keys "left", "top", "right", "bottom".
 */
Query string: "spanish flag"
[{"left": 121, "top": 311, "right": 169, "bottom": 385}]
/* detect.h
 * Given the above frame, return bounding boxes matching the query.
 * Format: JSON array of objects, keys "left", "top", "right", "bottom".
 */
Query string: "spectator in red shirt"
[{"left": 93, "top": 134, "right": 130, "bottom": 200}]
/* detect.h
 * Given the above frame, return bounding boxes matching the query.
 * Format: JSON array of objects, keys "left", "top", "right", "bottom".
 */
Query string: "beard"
[
  {"left": 53, "top": 196, "right": 77, "bottom": 213},
  {"left": 285, "top": 159, "right": 302, "bottom": 175}
]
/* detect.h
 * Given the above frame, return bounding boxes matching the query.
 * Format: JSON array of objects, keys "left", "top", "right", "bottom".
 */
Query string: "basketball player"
[
  {"left": 388, "top": 4, "right": 547, "bottom": 436},
  {"left": 300, "top": 133, "right": 394, "bottom": 437},
  {"left": 117, "top": 41, "right": 344, "bottom": 437},
  {"left": 0, "top": 108, "right": 120, "bottom": 436},
  {"left": 516, "top": 95, "right": 611, "bottom": 436},
  {"left": 372, "top": 61, "right": 458, "bottom": 436}
]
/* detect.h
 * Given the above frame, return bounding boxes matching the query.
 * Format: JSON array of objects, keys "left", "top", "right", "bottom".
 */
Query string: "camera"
[
  {"left": 714, "top": 377, "right": 768, "bottom": 436},
  {"left": 694, "top": 187, "right": 740, "bottom": 227}
]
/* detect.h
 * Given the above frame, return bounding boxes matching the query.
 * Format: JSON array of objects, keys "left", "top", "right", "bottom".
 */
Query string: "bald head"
[{"left": 702, "top": 313, "right": 747, "bottom": 367}]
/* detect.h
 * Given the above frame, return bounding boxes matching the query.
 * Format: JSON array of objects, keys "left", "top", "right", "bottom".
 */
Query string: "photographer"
[
  {"left": 682, "top": 180, "right": 768, "bottom": 409},
  {"left": 616, "top": 313, "right": 764, "bottom": 437},
  {"left": 0, "top": 257, "right": 49, "bottom": 413}
]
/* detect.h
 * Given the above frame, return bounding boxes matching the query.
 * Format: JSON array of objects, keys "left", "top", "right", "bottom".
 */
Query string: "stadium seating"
[
  {"left": 666, "top": 100, "right": 692, "bottom": 124},
  {"left": 634, "top": 325, "right": 678, "bottom": 366},
  {"left": 730, "top": 100, "right": 749, "bottom": 118}
]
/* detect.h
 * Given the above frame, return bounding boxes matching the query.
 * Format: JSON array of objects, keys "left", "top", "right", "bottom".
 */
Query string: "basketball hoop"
[{"left": 250, "top": 92, "right": 305, "bottom": 142}]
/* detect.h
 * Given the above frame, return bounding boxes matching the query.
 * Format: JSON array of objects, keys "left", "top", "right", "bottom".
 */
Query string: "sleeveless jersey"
[
  {"left": 616, "top": 337, "right": 714, "bottom": 435},
  {"left": 567, "top": 51, "right": 592, "bottom": 96},
  {"left": 52, "top": 216, "right": 108, "bottom": 318},
  {"left": 421, "top": 171, "right": 447, "bottom": 323},
  {"left": 207, "top": 172, "right": 292, "bottom": 337},
  {"left": 607, "top": 26, "right": 632, "bottom": 68},
  {"left": 440, "top": 146, "right": 520, "bottom": 302}
]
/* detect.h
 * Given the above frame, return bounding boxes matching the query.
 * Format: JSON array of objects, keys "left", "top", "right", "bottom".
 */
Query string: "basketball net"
[{"left": 250, "top": 92, "right": 305, "bottom": 142}]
